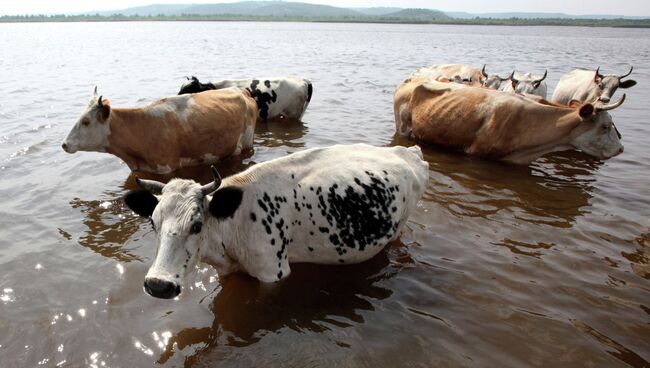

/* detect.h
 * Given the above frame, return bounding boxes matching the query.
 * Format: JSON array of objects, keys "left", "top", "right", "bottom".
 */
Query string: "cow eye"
[
  {"left": 82, "top": 119, "right": 90, "bottom": 126},
  {"left": 190, "top": 222, "right": 202, "bottom": 234}
]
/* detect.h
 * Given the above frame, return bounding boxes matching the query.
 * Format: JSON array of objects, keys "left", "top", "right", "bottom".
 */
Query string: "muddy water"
[{"left": 0, "top": 22, "right": 649, "bottom": 367}]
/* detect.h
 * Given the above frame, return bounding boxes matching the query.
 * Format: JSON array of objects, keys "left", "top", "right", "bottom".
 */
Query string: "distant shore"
[{"left": 1, "top": 14, "right": 650, "bottom": 27}]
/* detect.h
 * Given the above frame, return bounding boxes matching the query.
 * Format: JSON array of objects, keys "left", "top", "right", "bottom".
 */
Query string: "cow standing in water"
[
  {"left": 62, "top": 87, "right": 257, "bottom": 173},
  {"left": 394, "top": 80, "right": 625, "bottom": 164},
  {"left": 178, "top": 76, "right": 313, "bottom": 121},
  {"left": 124, "top": 144, "right": 429, "bottom": 298},
  {"left": 552, "top": 66, "right": 636, "bottom": 104},
  {"left": 501, "top": 70, "right": 548, "bottom": 99}
]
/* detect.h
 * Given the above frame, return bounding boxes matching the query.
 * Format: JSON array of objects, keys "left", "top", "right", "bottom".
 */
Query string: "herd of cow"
[
  {"left": 59, "top": 64, "right": 636, "bottom": 298},
  {"left": 395, "top": 63, "right": 635, "bottom": 164}
]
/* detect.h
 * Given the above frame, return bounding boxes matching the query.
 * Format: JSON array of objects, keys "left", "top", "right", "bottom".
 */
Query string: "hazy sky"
[{"left": 1, "top": 0, "right": 648, "bottom": 16}]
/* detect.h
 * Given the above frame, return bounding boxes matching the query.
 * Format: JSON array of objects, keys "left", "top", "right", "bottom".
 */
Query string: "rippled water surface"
[{"left": 0, "top": 22, "right": 649, "bottom": 367}]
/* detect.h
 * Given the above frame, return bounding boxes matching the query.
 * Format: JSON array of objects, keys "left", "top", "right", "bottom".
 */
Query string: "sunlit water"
[{"left": 0, "top": 22, "right": 648, "bottom": 367}]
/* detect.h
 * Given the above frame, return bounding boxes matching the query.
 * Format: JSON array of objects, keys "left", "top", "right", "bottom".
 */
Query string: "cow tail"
[{"left": 306, "top": 80, "right": 313, "bottom": 102}]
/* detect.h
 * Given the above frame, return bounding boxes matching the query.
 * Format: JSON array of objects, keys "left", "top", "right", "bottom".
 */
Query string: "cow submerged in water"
[
  {"left": 124, "top": 144, "right": 429, "bottom": 299},
  {"left": 178, "top": 76, "right": 313, "bottom": 121},
  {"left": 394, "top": 80, "right": 625, "bottom": 164},
  {"left": 62, "top": 87, "right": 257, "bottom": 173}
]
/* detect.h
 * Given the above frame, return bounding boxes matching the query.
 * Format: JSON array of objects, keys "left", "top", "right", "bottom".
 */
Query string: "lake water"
[{"left": 0, "top": 21, "right": 649, "bottom": 367}]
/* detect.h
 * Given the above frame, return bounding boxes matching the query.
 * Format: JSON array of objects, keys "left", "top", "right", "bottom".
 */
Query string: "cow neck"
[
  {"left": 105, "top": 108, "right": 150, "bottom": 170},
  {"left": 504, "top": 107, "right": 582, "bottom": 164}
]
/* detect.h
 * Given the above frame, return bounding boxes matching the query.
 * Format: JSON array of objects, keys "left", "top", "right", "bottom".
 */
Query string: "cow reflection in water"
[
  {"left": 390, "top": 135, "right": 597, "bottom": 227},
  {"left": 254, "top": 117, "right": 308, "bottom": 149},
  {"left": 156, "top": 242, "right": 408, "bottom": 365}
]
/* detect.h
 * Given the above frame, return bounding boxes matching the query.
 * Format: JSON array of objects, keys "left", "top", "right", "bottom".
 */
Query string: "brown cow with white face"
[
  {"left": 394, "top": 80, "right": 625, "bottom": 164},
  {"left": 62, "top": 87, "right": 257, "bottom": 173}
]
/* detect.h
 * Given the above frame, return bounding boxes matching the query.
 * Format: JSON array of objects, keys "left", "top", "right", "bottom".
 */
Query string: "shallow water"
[{"left": 0, "top": 22, "right": 649, "bottom": 367}]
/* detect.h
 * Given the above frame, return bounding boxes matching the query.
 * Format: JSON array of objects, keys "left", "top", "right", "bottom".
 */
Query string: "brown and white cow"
[
  {"left": 394, "top": 80, "right": 625, "bottom": 164},
  {"left": 552, "top": 67, "right": 636, "bottom": 104},
  {"left": 62, "top": 87, "right": 257, "bottom": 173}
]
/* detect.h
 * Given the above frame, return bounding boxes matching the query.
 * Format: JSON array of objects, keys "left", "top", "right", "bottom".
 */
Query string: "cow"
[
  {"left": 407, "top": 64, "right": 487, "bottom": 87},
  {"left": 483, "top": 71, "right": 514, "bottom": 90},
  {"left": 62, "top": 87, "right": 257, "bottom": 174},
  {"left": 551, "top": 66, "right": 636, "bottom": 105},
  {"left": 178, "top": 76, "right": 313, "bottom": 121},
  {"left": 393, "top": 80, "right": 625, "bottom": 164},
  {"left": 123, "top": 143, "right": 429, "bottom": 298},
  {"left": 501, "top": 70, "right": 548, "bottom": 98}
]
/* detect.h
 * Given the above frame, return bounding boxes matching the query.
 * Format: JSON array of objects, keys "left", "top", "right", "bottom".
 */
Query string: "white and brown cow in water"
[
  {"left": 62, "top": 87, "right": 257, "bottom": 173},
  {"left": 178, "top": 76, "right": 313, "bottom": 121},
  {"left": 552, "top": 66, "right": 636, "bottom": 105},
  {"left": 124, "top": 144, "right": 429, "bottom": 298},
  {"left": 394, "top": 80, "right": 625, "bottom": 164}
]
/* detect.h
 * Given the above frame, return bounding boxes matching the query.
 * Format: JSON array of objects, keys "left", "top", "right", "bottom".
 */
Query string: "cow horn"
[
  {"left": 191, "top": 76, "right": 199, "bottom": 82},
  {"left": 201, "top": 165, "right": 222, "bottom": 196},
  {"left": 619, "top": 65, "right": 633, "bottom": 79},
  {"left": 595, "top": 93, "right": 626, "bottom": 112},
  {"left": 97, "top": 95, "right": 103, "bottom": 107},
  {"left": 595, "top": 67, "right": 602, "bottom": 81},
  {"left": 135, "top": 177, "right": 165, "bottom": 194},
  {"left": 511, "top": 73, "right": 520, "bottom": 84},
  {"left": 481, "top": 64, "right": 488, "bottom": 78},
  {"left": 535, "top": 70, "right": 547, "bottom": 83},
  {"left": 93, "top": 86, "right": 98, "bottom": 97}
]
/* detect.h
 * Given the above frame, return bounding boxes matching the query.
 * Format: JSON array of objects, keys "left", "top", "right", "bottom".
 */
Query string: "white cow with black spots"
[
  {"left": 178, "top": 76, "right": 313, "bottom": 121},
  {"left": 124, "top": 144, "right": 429, "bottom": 299}
]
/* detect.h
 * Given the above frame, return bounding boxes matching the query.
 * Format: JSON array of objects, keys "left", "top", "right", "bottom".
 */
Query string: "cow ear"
[
  {"left": 98, "top": 98, "right": 110, "bottom": 121},
  {"left": 579, "top": 103, "right": 594, "bottom": 119},
  {"left": 619, "top": 79, "right": 636, "bottom": 89},
  {"left": 209, "top": 186, "right": 243, "bottom": 219},
  {"left": 124, "top": 190, "right": 158, "bottom": 217}
]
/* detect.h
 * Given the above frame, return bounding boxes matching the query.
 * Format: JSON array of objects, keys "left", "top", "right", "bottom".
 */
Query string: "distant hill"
[
  {"left": 352, "top": 7, "right": 403, "bottom": 16},
  {"left": 447, "top": 11, "right": 648, "bottom": 20},
  {"left": 93, "top": 2, "right": 649, "bottom": 20},
  {"left": 382, "top": 8, "right": 450, "bottom": 20},
  {"left": 99, "top": 1, "right": 363, "bottom": 17}
]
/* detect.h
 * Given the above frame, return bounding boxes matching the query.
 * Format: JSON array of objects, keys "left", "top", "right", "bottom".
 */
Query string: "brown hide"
[
  {"left": 106, "top": 89, "right": 257, "bottom": 172},
  {"left": 407, "top": 82, "right": 585, "bottom": 163}
]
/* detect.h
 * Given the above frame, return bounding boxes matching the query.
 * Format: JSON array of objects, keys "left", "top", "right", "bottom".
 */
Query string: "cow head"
[
  {"left": 61, "top": 87, "right": 111, "bottom": 154},
  {"left": 593, "top": 66, "right": 636, "bottom": 103},
  {"left": 484, "top": 70, "right": 514, "bottom": 90},
  {"left": 510, "top": 70, "right": 547, "bottom": 96},
  {"left": 571, "top": 95, "right": 626, "bottom": 160},
  {"left": 124, "top": 167, "right": 242, "bottom": 299},
  {"left": 177, "top": 76, "right": 216, "bottom": 95}
]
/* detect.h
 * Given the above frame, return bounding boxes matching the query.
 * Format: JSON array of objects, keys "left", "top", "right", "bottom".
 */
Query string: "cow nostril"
[
  {"left": 61, "top": 143, "right": 68, "bottom": 151},
  {"left": 143, "top": 278, "right": 180, "bottom": 299},
  {"left": 619, "top": 147, "right": 624, "bottom": 154}
]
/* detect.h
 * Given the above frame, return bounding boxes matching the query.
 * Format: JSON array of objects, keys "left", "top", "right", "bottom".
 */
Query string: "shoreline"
[{"left": 1, "top": 15, "right": 649, "bottom": 28}]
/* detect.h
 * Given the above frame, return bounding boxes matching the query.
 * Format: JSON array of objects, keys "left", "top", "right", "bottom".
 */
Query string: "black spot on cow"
[
  {"left": 250, "top": 212, "right": 257, "bottom": 222},
  {"left": 308, "top": 246, "right": 314, "bottom": 252},
  {"left": 177, "top": 76, "right": 217, "bottom": 95},
  {"left": 124, "top": 190, "right": 158, "bottom": 218},
  {"left": 246, "top": 79, "right": 277, "bottom": 120},
  {"left": 277, "top": 270, "right": 283, "bottom": 280}
]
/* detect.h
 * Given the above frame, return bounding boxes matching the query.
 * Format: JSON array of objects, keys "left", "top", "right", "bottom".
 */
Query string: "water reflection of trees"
[{"left": 156, "top": 243, "right": 411, "bottom": 366}]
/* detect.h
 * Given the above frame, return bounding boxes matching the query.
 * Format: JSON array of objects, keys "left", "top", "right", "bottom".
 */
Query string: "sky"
[{"left": 0, "top": 0, "right": 648, "bottom": 17}]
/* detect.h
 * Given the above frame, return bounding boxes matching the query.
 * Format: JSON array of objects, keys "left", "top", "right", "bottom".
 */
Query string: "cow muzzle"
[
  {"left": 61, "top": 142, "right": 77, "bottom": 153},
  {"left": 143, "top": 277, "right": 181, "bottom": 299}
]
